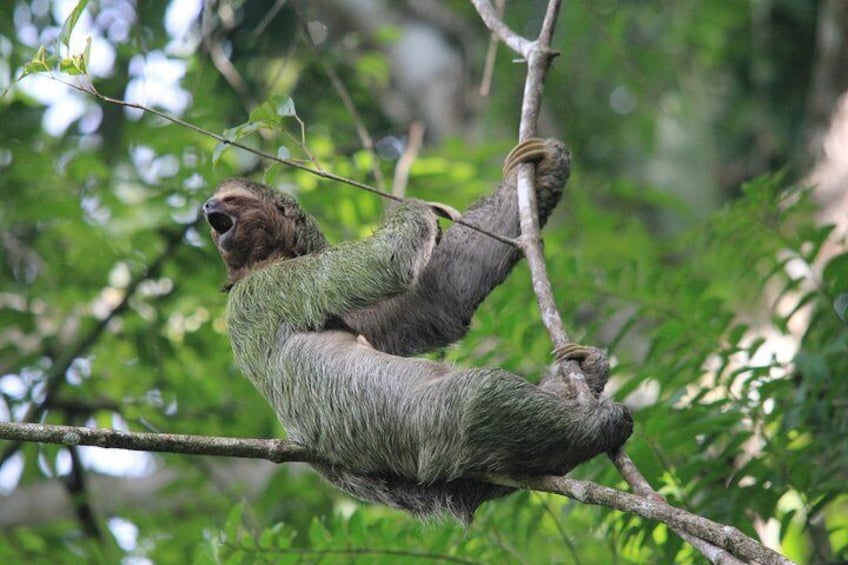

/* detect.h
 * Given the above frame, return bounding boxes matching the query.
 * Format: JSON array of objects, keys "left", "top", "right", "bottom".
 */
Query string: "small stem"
[
  {"left": 321, "top": 59, "right": 387, "bottom": 191},
  {"left": 391, "top": 121, "right": 426, "bottom": 199},
  {"left": 468, "top": 0, "right": 532, "bottom": 55}
]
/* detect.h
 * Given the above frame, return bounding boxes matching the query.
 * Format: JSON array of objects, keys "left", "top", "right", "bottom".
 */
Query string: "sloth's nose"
[
  {"left": 202, "top": 198, "right": 219, "bottom": 216},
  {"left": 202, "top": 199, "right": 235, "bottom": 235}
]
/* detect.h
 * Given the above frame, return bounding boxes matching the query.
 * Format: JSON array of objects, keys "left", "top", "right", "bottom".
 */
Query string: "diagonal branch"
[
  {"left": 468, "top": 2, "right": 765, "bottom": 564},
  {"left": 471, "top": 0, "right": 591, "bottom": 400},
  {"left": 391, "top": 121, "right": 426, "bottom": 199},
  {"left": 516, "top": 474, "right": 793, "bottom": 565},
  {"left": 469, "top": 0, "right": 532, "bottom": 55},
  {"left": 320, "top": 59, "right": 387, "bottom": 192}
]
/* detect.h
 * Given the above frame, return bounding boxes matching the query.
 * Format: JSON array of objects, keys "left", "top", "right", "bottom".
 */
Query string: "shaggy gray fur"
[{"left": 205, "top": 140, "right": 633, "bottom": 522}]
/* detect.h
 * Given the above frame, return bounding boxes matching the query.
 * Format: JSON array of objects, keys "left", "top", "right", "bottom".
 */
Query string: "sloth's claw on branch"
[
  {"left": 502, "top": 138, "right": 549, "bottom": 176},
  {"left": 427, "top": 201, "right": 462, "bottom": 222}
]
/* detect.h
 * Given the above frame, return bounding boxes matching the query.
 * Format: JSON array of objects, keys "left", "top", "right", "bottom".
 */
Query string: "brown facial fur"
[{"left": 204, "top": 179, "right": 313, "bottom": 289}]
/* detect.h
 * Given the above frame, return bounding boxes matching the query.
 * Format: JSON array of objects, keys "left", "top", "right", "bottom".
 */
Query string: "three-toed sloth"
[{"left": 203, "top": 139, "right": 632, "bottom": 522}]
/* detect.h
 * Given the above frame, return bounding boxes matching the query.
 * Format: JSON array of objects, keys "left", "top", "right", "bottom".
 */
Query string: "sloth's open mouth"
[
  {"left": 206, "top": 211, "right": 234, "bottom": 235},
  {"left": 202, "top": 197, "right": 236, "bottom": 236}
]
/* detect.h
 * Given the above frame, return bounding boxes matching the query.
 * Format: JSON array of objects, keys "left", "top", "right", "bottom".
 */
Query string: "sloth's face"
[
  {"left": 203, "top": 186, "right": 253, "bottom": 253},
  {"left": 203, "top": 183, "right": 298, "bottom": 288}
]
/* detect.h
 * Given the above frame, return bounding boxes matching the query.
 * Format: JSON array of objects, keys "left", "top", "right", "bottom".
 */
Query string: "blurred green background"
[{"left": 0, "top": 1, "right": 846, "bottom": 563}]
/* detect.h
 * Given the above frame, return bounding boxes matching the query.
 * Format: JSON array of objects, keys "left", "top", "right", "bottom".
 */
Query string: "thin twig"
[
  {"left": 65, "top": 444, "right": 102, "bottom": 539},
  {"left": 469, "top": 0, "right": 532, "bottom": 54},
  {"left": 57, "top": 79, "right": 516, "bottom": 247},
  {"left": 321, "top": 59, "right": 387, "bottom": 191},
  {"left": 391, "top": 121, "right": 426, "bottom": 198},
  {"left": 252, "top": 0, "right": 288, "bottom": 37},
  {"left": 479, "top": 0, "right": 506, "bottom": 97},
  {"left": 201, "top": 3, "right": 255, "bottom": 112}
]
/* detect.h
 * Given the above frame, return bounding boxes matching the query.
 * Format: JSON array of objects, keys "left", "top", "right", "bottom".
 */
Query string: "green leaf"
[
  {"left": 21, "top": 46, "right": 51, "bottom": 76},
  {"left": 15, "top": 529, "right": 48, "bottom": 553},
  {"left": 213, "top": 124, "right": 260, "bottom": 165},
  {"left": 58, "top": 0, "right": 90, "bottom": 49},
  {"left": 794, "top": 351, "right": 829, "bottom": 382},
  {"left": 784, "top": 290, "right": 818, "bottom": 324},
  {"left": 223, "top": 504, "right": 245, "bottom": 541},
  {"left": 355, "top": 52, "right": 390, "bottom": 87},
  {"left": 239, "top": 533, "right": 255, "bottom": 551},
  {"left": 258, "top": 524, "right": 275, "bottom": 549},
  {"left": 373, "top": 25, "right": 402, "bottom": 45},
  {"left": 727, "top": 323, "right": 749, "bottom": 348},
  {"left": 22, "top": 60, "right": 51, "bottom": 76},
  {"left": 59, "top": 51, "right": 87, "bottom": 75},
  {"left": 275, "top": 96, "right": 297, "bottom": 118},
  {"left": 308, "top": 518, "right": 332, "bottom": 546},
  {"left": 824, "top": 252, "right": 848, "bottom": 295},
  {"left": 81, "top": 35, "right": 92, "bottom": 71},
  {"left": 212, "top": 140, "right": 230, "bottom": 167},
  {"left": 248, "top": 96, "right": 297, "bottom": 130},
  {"left": 801, "top": 223, "right": 836, "bottom": 262},
  {"left": 248, "top": 102, "right": 279, "bottom": 126}
]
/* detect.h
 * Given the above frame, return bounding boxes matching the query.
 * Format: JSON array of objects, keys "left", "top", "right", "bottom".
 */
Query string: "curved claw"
[
  {"left": 552, "top": 343, "right": 610, "bottom": 395},
  {"left": 502, "top": 138, "right": 550, "bottom": 176},
  {"left": 552, "top": 342, "right": 591, "bottom": 364},
  {"left": 427, "top": 201, "right": 462, "bottom": 222}
]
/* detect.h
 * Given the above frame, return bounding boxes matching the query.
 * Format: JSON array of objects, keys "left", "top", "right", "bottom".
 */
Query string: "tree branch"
[
  {"left": 0, "top": 226, "right": 188, "bottom": 467},
  {"left": 0, "top": 422, "right": 315, "bottom": 464},
  {"left": 515, "top": 475, "right": 793, "bottom": 565},
  {"left": 0, "top": 421, "right": 793, "bottom": 565},
  {"left": 320, "top": 59, "right": 387, "bottom": 192},
  {"left": 471, "top": 1, "right": 591, "bottom": 400},
  {"left": 467, "top": 2, "right": 780, "bottom": 564},
  {"left": 468, "top": 0, "right": 531, "bottom": 55}
]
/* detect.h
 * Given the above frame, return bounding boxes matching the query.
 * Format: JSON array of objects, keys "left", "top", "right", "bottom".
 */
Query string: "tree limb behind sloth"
[{"left": 203, "top": 139, "right": 632, "bottom": 522}]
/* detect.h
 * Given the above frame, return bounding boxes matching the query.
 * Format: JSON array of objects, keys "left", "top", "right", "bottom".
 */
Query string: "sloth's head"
[{"left": 203, "top": 178, "right": 327, "bottom": 289}]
